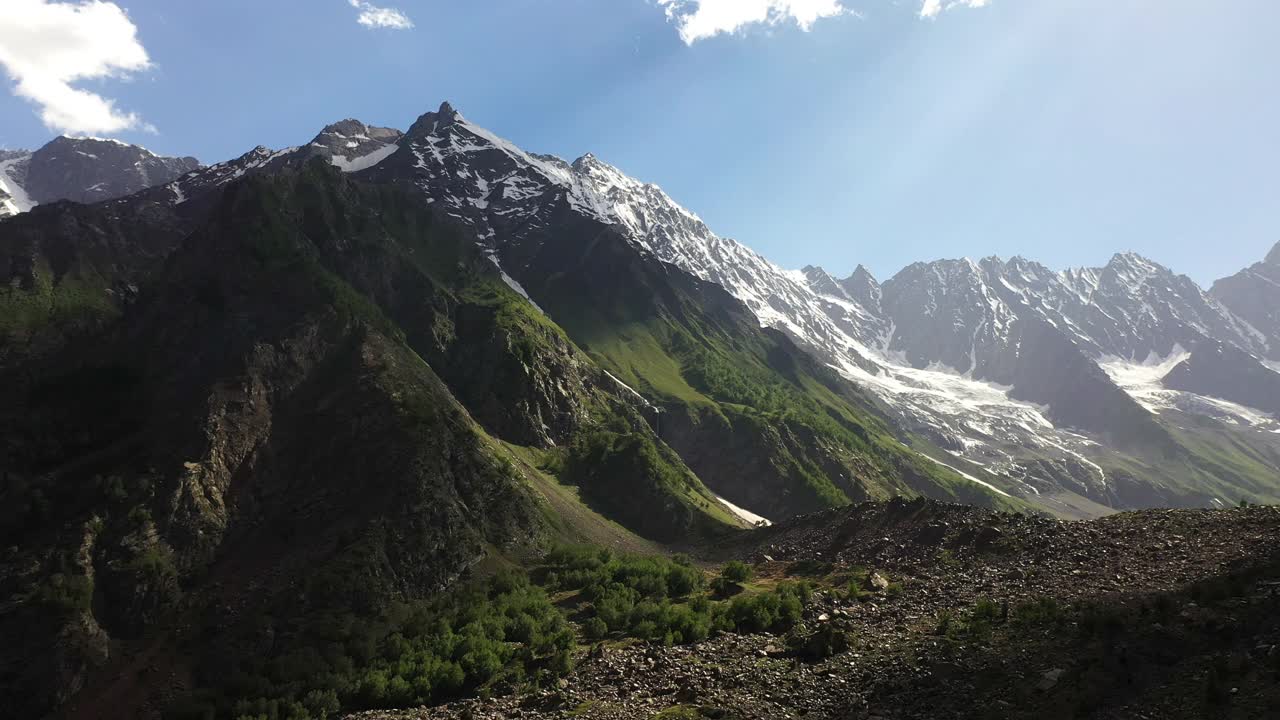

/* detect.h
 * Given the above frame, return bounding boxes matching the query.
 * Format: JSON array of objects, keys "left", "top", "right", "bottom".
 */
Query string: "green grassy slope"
[{"left": 496, "top": 206, "right": 1029, "bottom": 519}]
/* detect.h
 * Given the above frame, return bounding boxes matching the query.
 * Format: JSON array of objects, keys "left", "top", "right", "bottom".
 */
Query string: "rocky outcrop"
[
  {"left": 1212, "top": 242, "right": 1280, "bottom": 360},
  {"left": 19, "top": 136, "right": 199, "bottom": 206},
  {"left": 1163, "top": 341, "right": 1280, "bottom": 419}
]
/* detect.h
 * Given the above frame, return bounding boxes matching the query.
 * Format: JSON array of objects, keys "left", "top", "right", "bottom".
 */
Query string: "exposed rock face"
[
  {"left": 20, "top": 136, "right": 199, "bottom": 206},
  {"left": 881, "top": 258, "right": 1020, "bottom": 377},
  {"left": 1163, "top": 341, "right": 1280, "bottom": 419},
  {"left": 839, "top": 265, "right": 883, "bottom": 316},
  {"left": 301, "top": 118, "right": 403, "bottom": 171},
  {"left": 1212, "top": 242, "right": 1280, "bottom": 361},
  {"left": 0, "top": 150, "right": 34, "bottom": 217}
]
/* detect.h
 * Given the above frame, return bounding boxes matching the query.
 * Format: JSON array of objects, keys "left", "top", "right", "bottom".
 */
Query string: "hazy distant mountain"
[
  {"left": 1212, "top": 241, "right": 1280, "bottom": 360},
  {"left": 0, "top": 137, "right": 199, "bottom": 218}
]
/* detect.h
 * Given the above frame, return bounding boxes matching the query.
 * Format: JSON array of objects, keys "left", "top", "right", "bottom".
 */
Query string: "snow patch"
[
  {"left": 715, "top": 495, "right": 772, "bottom": 527},
  {"left": 485, "top": 254, "right": 544, "bottom": 313},
  {"left": 919, "top": 455, "right": 1011, "bottom": 497},
  {"left": 602, "top": 370, "right": 651, "bottom": 407},
  {"left": 1099, "top": 347, "right": 1190, "bottom": 414},
  {"left": 0, "top": 156, "right": 35, "bottom": 216},
  {"left": 1102, "top": 347, "right": 1279, "bottom": 428},
  {"left": 330, "top": 143, "right": 399, "bottom": 173}
]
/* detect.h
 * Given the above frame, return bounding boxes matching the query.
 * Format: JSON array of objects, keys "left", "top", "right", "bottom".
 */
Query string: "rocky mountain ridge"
[
  {"left": 10, "top": 102, "right": 1276, "bottom": 514},
  {"left": 0, "top": 137, "right": 199, "bottom": 218},
  {"left": 3, "top": 102, "right": 1280, "bottom": 720}
]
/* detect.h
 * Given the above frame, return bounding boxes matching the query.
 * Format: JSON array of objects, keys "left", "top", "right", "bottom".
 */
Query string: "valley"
[{"left": 1, "top": 104, "right": 1278, "bottom": 720}]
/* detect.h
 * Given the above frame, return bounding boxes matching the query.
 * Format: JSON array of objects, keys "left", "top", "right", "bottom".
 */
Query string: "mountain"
[
  {"left": 1163, "top": 340, "right": 1280, "bottom": 420},
  {"left": 357, "top": 103, "right": 1018, "bottom": 518},
  {"left": 0, "top": 137, "right": 200, "bottom": 219},
  {"left": 0, "top": 149, "right": 35, "bottom": 217},
  {"left": 0, "top": 107, "right": 1015, "bottom": 719},
  {"left": 3, "top": 102, "right": 1280, "bottom": 720},
  {"left": 8, "top": 104, "right": 1279, "bottom": 518},
  {"left": 1212, "top": 242, "right": 1280, "bottom": 359},
  {"left": 0, "top": 160, "right": 744, "bottom": 718},
  {"left": 363, "top": 102, "right": 1277, "bottom": 513}
]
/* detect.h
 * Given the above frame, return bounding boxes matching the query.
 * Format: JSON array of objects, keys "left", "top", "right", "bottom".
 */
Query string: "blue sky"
[{"left": 1, "top": 0, "right": 1276, "bottom": 287}]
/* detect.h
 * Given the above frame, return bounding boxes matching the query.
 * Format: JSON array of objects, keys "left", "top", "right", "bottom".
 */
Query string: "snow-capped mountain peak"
[
  {"left": 307, "top": 119, "right": 403, "bottom": 173},
  {"left": 801, "top": 266, "right": 849, "bottom": 300}
]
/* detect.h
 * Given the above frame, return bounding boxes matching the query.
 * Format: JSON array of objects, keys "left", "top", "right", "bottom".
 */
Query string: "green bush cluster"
[
  {"left": 172, "top": 571, "right": 572, "bottom": 720},
  {"left": 33, "top": 572, "right": 94, "bottom": 615},
  {"left": 172, "top": 547, "right": 820, "bottom": 719},
  {"left": 720, "top": 561, "right": 753, "bottom": 584},
  {"left": 542, "top": 546, "right": 811, "bottom": 645}
]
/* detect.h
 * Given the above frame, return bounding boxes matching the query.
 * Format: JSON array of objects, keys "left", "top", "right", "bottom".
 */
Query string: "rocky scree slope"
[{"left": 348, "top": 498, "right": 1280, "bottom": 720}]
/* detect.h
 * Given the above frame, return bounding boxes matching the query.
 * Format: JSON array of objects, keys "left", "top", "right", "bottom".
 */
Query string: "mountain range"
[{"left": 1, "top": 103, "right": 1279, "bottom": 718}]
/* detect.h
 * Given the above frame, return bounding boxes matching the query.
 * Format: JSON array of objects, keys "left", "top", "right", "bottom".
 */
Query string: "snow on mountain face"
[
  {"left": 1072, "top": 253, "right": 1268, "bottom": 360},
  {"left": 840, "top": 265, "right": 883, "bottom": 316},
  {"left": 88, "top": 102, "right": 1269, "bottom": 507},
  {"left": 0, "top": 151, "right": 34, "bottom": 218},
  {"left": 19, "top": 136, "right": 200, "bottom": 207},
  {"left": 871, "top": 253, "right": 1278, "bottom": 434},
  {"left": 349, "top": 104, "right": 1122, "bottom": 498},
  {"left": 146, "top": 145, "right": 296, "bottom": 208},
  {"left": 356, "top": 103, "right": 883, "bottom": 364},
  {"left": 305, "top": 119, "right": 403, "bottom": 172},
  {"left": 142, "top": 121, "right": 401, "bottom": 209},
  {"left": 1212, "top": 243, "right": 1280, "bottom": 362},
  {"left": 881, "top": 258, "right": 1021, "bottom": 378}
]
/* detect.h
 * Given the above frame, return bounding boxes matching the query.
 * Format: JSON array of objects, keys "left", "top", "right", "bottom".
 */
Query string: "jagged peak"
[
  {"left": 310, "top": 119, "right": 403, "bottom": 151},
  {"left": 797, "top": 265, "right": 848, "bottom": 301},
  {"left": 572, "top": 152, "right": 614, "bottom": 175},
  {"left": 1266, "top": 241, "right": 1280, "bottom": 266},
  {"left": 841, "top": 265, "right": 883, "bottom": 309},
  {"left": 801, "top": 264, "right": 833, "bottom": 279},
  {"left": 571, "top": 152, "right": 629, "bottom": 178},
  {"left": 406, "top": 100, "right": 466, "bottom": 139},
  {"left": 848, "top": 264, "right": 878, "bottom": 284},
  {"left": 1106, "top": 251, "right": 1163, "bottom": 272}
]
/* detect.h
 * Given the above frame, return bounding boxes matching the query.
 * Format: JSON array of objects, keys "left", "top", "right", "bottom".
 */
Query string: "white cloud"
[
  {"left": 657, "top": 0, "right": 849, "bottom": 44},
  {"left": 0, "top": 0, "right": 153, "bottom": 135},
  {"left": 349, "top": 0, "right": 414, "bottom": 30},
  {"left": 920, "top": 0, "right": 990, "bottom": 20}
]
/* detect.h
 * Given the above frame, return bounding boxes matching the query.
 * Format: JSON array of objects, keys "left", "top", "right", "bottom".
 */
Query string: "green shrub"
[
  {"left": 175, "top": 570, "right": 572, "bottom": 718},
  {"left": 582, "top": 617, "right": 608, "bottom": 639},
  {"left": 721, "top": 561, "right": 753, "bottom": 584},
  {"left": 33, "top": 572, "right": 94, "bottom": 614}
]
